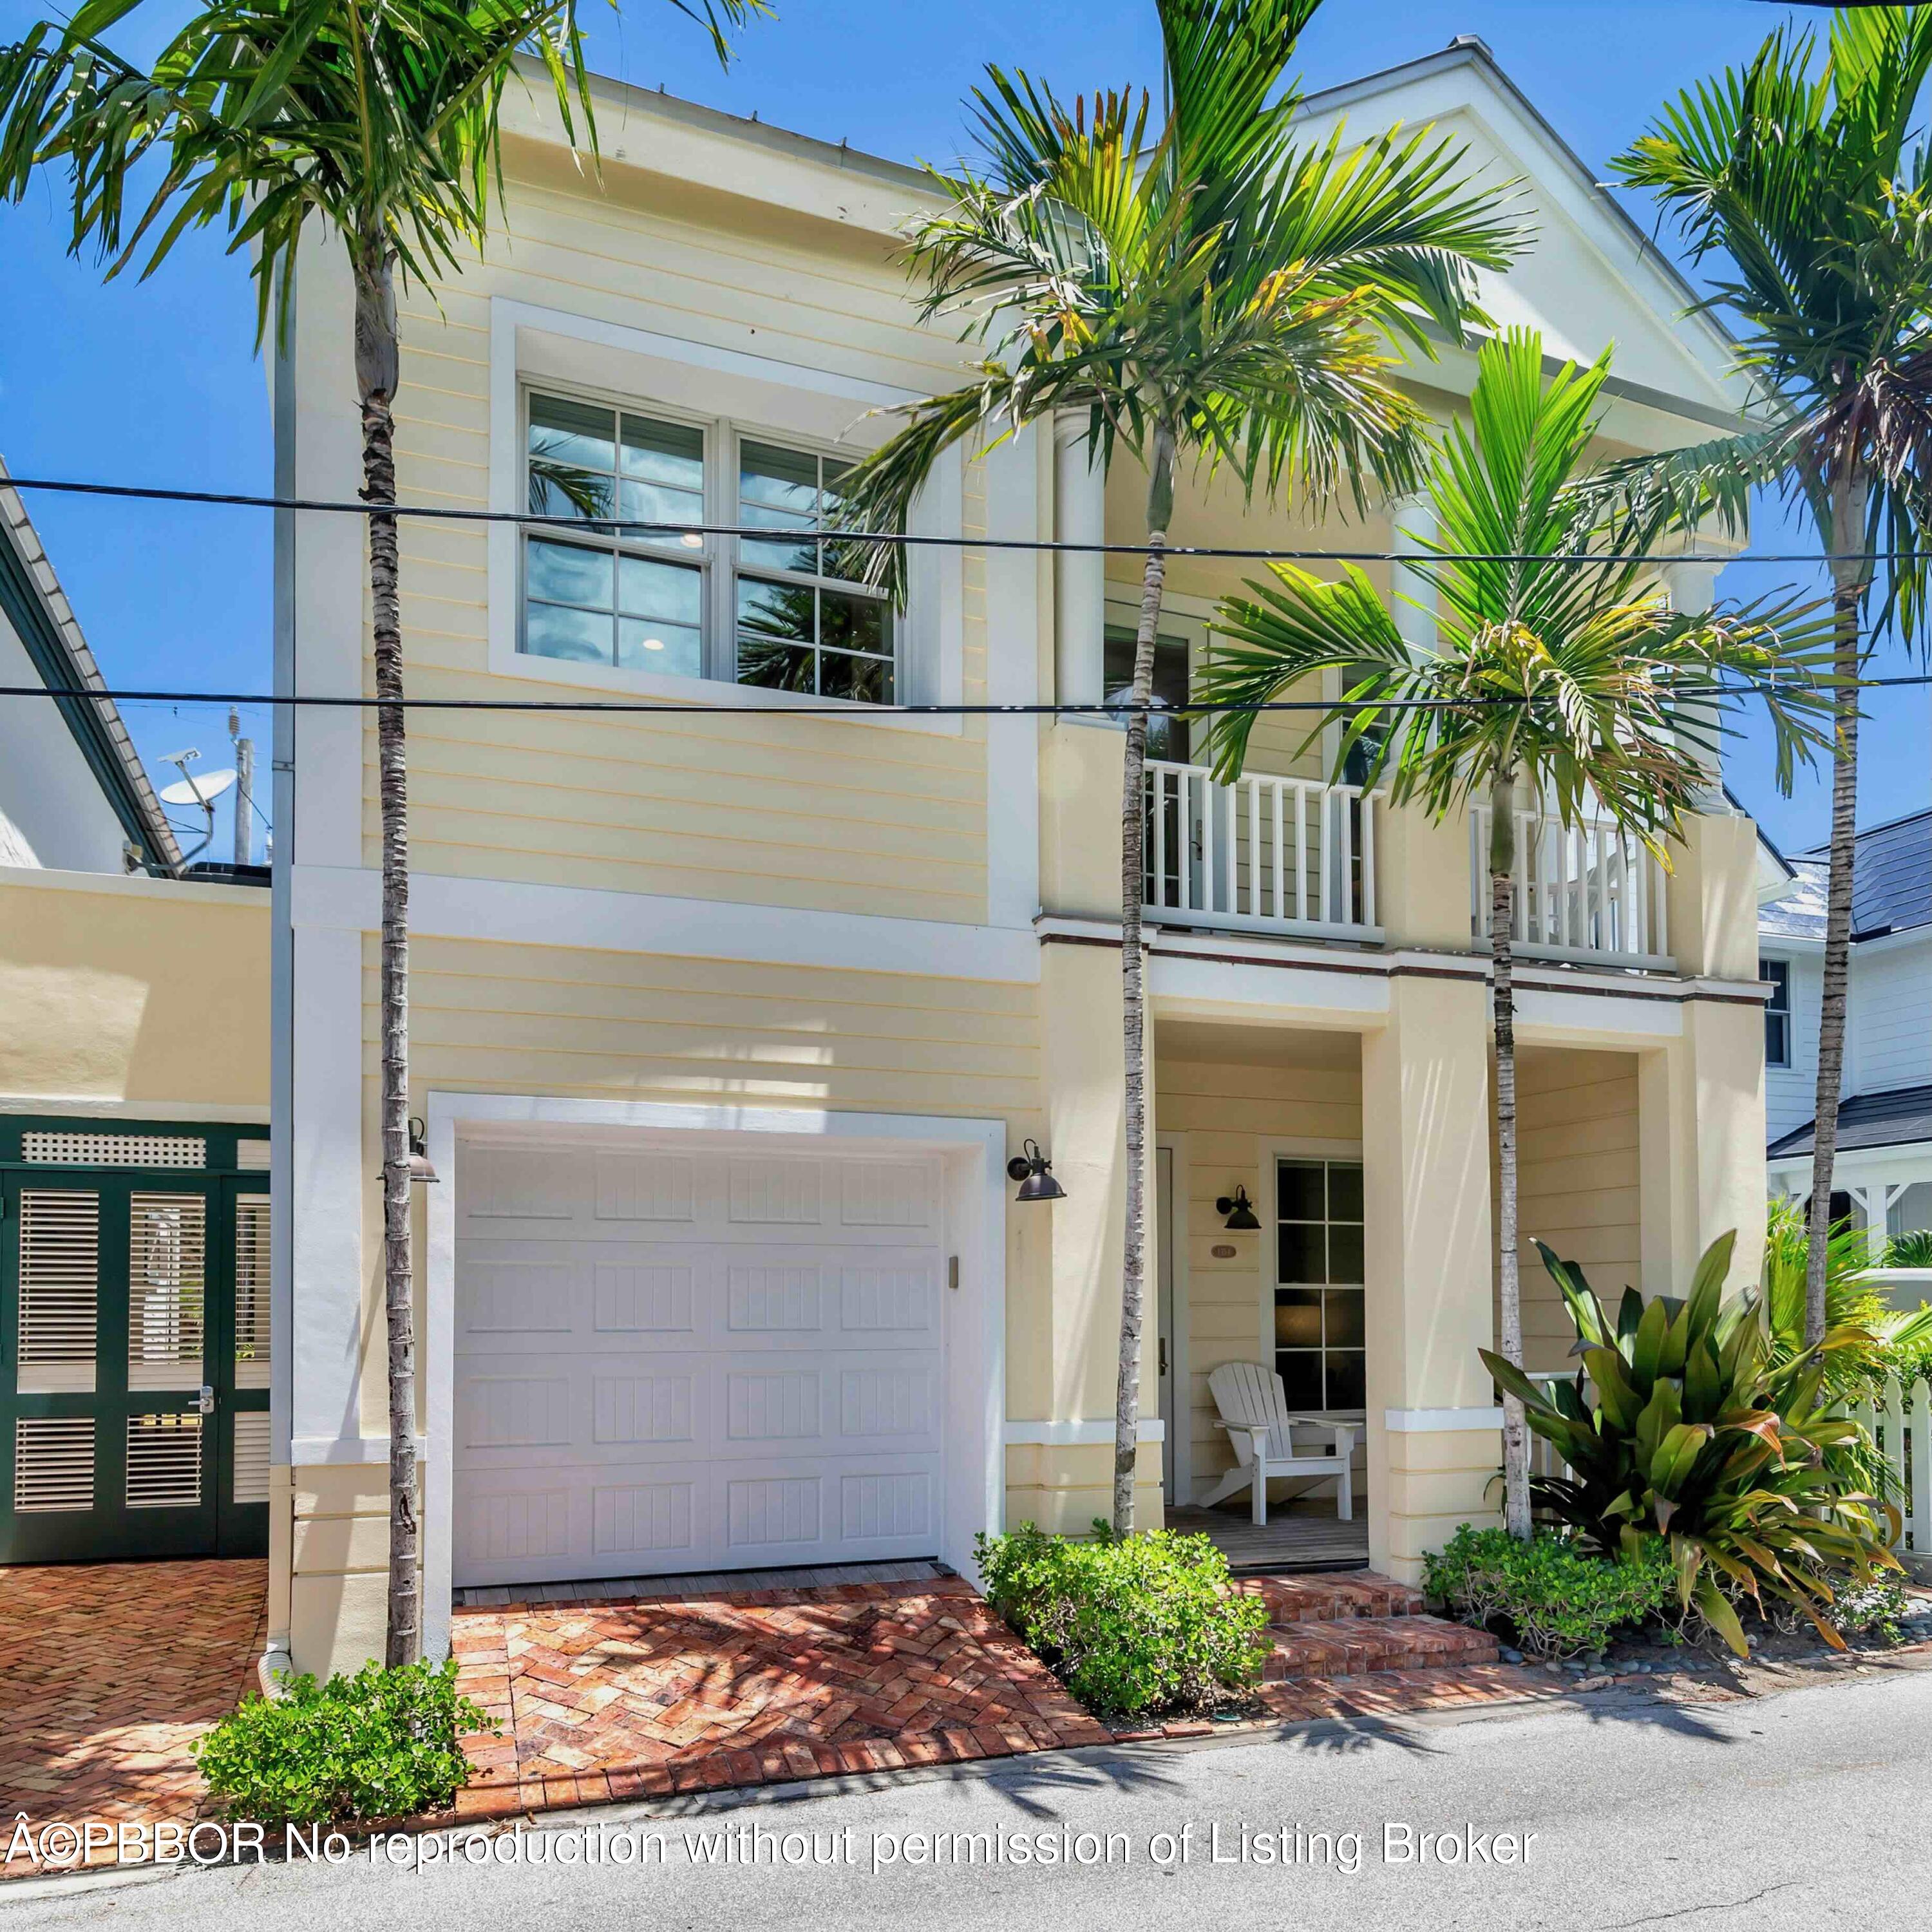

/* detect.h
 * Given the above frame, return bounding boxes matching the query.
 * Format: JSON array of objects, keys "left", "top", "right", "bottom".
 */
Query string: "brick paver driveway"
[
  {"left": 0, "top": 1559, "right": 267, "bottom": 1860},
  {"left": 451, "top": 1576, "right": 1112, "bottom": 1811}
]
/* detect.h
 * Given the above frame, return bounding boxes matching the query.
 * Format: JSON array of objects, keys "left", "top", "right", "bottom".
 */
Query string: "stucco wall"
[{"left": 0, "top": 867, "right": 269, "bottom": 1113}]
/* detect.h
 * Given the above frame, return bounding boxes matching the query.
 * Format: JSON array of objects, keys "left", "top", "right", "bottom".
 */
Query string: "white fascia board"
[
  {"left": 497, "top": 63, "right": 936, "bottom": 243},
  {"left": 1513, "top": 984, "right": 1685, "bottom": 1041},
  {"left": 291, "top": 862, "right": 1041, "bottom": 983}
]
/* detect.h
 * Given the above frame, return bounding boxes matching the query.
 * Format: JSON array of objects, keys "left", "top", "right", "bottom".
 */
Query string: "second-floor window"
[
  {"left": 1762, "top": 957, "right": 1792, "bottom": 1066},
  {"left": 521, "top": 390, "right": 895, "bottom": 701}
]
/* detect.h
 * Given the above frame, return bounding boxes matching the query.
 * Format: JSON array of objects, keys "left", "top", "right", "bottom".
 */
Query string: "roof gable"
[{"left": 1296, "top": 39, "right": 1748, "bottom": 432}]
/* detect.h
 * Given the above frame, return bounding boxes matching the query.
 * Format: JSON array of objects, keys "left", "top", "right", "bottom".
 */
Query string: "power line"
[
  {"left": 0, "top": 683, "right": 1538, "bottom": 715},
  {"left": 0, "top": 471, "right": 1880, "bottom": 567}
]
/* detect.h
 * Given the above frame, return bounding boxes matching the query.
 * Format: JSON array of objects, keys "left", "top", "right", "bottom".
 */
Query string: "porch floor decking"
[{"left": 1166, "top": 1498, "right": 1370, "bottom": 1571}]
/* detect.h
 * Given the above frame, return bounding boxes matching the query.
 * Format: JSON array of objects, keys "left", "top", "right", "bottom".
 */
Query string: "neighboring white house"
[
  {"left": 0, "top": 459, "right": 180, "bottom": 875},
  {"left": 1760, "top": 810, "right": 1932, "bottom": 1247}
]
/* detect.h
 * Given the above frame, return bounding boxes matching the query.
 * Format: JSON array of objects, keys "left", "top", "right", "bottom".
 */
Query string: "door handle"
[
  {"left": 1159, "top": 1338, "right": 1168, "bottom": 1377},
  {"left": 196, "top": 1385, "right": 216, "bottom": 1416}
]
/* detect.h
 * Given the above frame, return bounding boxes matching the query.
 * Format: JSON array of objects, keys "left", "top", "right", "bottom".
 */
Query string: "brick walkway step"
[
  {"left": 1231, "top": 1571, "right": 1426, "bottom": 1623},
  {"left": 1262, "top": 1613, "right": 1497, "bottom": 1681}
]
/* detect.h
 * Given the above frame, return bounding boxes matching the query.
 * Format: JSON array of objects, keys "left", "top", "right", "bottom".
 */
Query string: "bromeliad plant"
[{"left": 1481, "top": 1230, "right": 1902, "bottom": 1656}]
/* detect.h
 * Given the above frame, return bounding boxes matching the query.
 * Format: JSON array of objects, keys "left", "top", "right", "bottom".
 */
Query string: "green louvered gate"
[{"left": 0, "top": 1120, "right": 270, "bottom": 1563}]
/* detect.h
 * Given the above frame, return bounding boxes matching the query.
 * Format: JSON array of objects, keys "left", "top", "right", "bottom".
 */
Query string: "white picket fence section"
[
  {"left": 1469, "top": 804, "right": 1672, "bottom": 969},
  {"left": 1848, "top": 1376, "right": 1932, "bottom": 1561},
  {"left": 1142, "top": 760, "right": 1382, "bottom": 940}
]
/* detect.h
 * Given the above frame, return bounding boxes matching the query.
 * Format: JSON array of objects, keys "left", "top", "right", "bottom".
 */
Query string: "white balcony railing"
[
  {"left": 1142, "top": 761, "right": 1381, "bottom": 941},
  {"left": 1469, "top": 806, "right": 1672, "bottom": 970}
]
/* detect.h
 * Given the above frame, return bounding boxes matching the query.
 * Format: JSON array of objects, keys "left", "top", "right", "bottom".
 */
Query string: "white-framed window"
[
  {"left": 1273, "top": 1156, "right": 1365, "bottom": 1412},
  {"left": 519, "top": 385, "right": 896, "bottom": 702},
  {"left": 1761, "top": 956, "right": 1792, "bottom": 1067}
]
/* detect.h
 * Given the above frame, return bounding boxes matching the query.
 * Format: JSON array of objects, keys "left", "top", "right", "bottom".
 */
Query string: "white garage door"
[{"left": 451, "top": 1137, "right": 945, "bottom": 1588}]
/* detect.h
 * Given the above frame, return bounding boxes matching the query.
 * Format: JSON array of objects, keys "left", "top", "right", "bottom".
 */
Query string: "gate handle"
[{"left": 196, "top": 1385, "right": 216, "bottom": 1416}]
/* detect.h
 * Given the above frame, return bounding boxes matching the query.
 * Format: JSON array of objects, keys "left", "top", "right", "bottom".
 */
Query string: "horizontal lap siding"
[
  {"left": 1506, "top": 1048, "right": 1641, "bottom": 1373},
  {"left": 1156, "top": 1054, "right": 1363, "bottom": 1494},
  {"left": 379, "top": 936, "right": 1040, "bottom": 1116},
  {"left": 372, "top": 161, "right": 990, "bottom": 922}
]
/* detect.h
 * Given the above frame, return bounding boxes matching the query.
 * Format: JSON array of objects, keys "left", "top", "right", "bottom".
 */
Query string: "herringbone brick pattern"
[
  {"left": 451, "top": 1577, "right": 1112, "bottom": 1812},
  {"left": 450, "top": 1577, "right": 1113, "bottom": 1801},
  {"left": 0, "top": 1560, "right": 267, "bottom": 1870}
]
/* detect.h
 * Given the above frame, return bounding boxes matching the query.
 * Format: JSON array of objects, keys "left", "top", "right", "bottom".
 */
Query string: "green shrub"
[
  {"left": 1424, "top": 1524, "right": 1676, "bottom": 1660},
  {"left": 194, "top": 1658, "right": 495, "bottom": 1826},
  {"left": 976, "top": 1520, "right": 1270, "bottom": 1719},
  {"left": 1826, "top": 1577, "right": 1911, "bottom": 1644},
  {"left": 1883, "top": 1229, "right": 1932, "bottom": 1270},
  {"left": 1484, "top": 1229, "right": 1902, "bottom": 1656}
]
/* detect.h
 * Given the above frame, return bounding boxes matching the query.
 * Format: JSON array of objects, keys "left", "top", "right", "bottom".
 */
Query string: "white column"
[
  {"left": 984, "top": 426, "right": 1043, "bottom": 929},
  {"left": 1053, "top": 413, "right": 1107, "bottom": 710},
  {"left": 1390, "top": 493, "right": 1437, "bottom": 652},
  {"left": 1662, "top": 558, "right": 1726, "bottom": 795}
]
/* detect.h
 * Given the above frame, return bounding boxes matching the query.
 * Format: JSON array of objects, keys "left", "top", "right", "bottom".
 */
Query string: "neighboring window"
[
  {"left": 1104, "top": 628, "right": 1191, "bottom": 762},
  {"left": 1762, "top": 957, "right": 1792, "bottom": 1067},
  {"left": 519, "top": 390, "right": 895, "bottom": 703},
  {"left": 1274, "top": 1158, "right": 1365, "bottom": 1412},
  {"left": 734, "top": 442, "right": 894, "bottom": 702},
  {"left": 1339, "top": 659, "right": 1388, "bottom": 787}
]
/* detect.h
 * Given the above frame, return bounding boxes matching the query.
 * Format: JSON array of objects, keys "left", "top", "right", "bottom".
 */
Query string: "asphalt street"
[{"left": 6, "top": 1667, "right": 1928, "bottom": 1932}]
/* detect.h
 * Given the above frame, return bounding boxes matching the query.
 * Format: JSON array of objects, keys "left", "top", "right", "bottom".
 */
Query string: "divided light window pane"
[
  {"left": 1274, "top": 1157, "right": 1367, "bottom": 1413},
  {"left": 735, "top": 441, "right": 893, "bottom": 701},
  {"left": 523, "top": 393, "right": 706, "bottom": 674}
]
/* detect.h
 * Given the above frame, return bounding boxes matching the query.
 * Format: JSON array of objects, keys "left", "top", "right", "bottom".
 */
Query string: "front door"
[{"left": 1, "top": 1158, "right": 269, "bottom": 1563}]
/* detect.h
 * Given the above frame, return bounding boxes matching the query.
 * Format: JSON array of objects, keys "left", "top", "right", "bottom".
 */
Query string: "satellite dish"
[{"left": 160, "top": 768, "right": 237, "bottom": 806}]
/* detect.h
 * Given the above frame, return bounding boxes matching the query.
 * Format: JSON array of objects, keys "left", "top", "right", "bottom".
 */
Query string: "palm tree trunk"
[
  {"left": 1489, "top": 772, "right": 1531, "bottom": 1539},
  {"left": 1805, "top": 473, "right": 1869, "bottom": 1349},
  {"left": 1112, "top": 422, "right": 1175, "bottom": 1538},
  {"left": 355, "top": 238, "right": 420, "bottom": 1667}
]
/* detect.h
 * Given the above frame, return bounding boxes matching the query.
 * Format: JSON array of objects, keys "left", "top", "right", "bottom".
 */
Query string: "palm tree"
[
  {"left": 839, "top": 0, "right": 1522, "bottom": 1536},
  {"left": 1609, "top": 5, "right": 1932, "bottom": 1349},
  {"left": 0, "top": 0, "right": 761, "bottom": 1662},
  {"left": 1195, "top": 328, "right": 1830, "bottom": 1537}
]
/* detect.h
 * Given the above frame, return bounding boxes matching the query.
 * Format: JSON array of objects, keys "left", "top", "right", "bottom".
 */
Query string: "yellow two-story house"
[{"left": 268, "top": 37, "right": 1771, "bottom": 1674}]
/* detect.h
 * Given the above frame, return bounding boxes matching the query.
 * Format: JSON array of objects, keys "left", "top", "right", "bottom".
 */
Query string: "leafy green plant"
[
  {"left": 1826, "top": 1577, "right": 1911, "bottom": 1645},
  {"left": 194, "top": 1659, "right": 494, "bottom": 1826},
  {"left": 1424, "top": 1524, "right": 1677, "bottom": 1660},
  {"left": 1884, "top": 1229, "right": 1932, "bottom": 1270},
  {"left": 1760, "top": 1196, "right": 1889, "bottom": 1393},
  {"left": 1482, "top": 1230, "right": 1902, "bottom": 1655},
  {"left": 976, "top": 1522, "right": 1269, "bottom": 1719}
]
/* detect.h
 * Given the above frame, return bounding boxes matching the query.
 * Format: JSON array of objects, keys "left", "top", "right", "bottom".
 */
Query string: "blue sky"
[{"left": 1, "top": 0, "right": 1926, "bottom": 858}]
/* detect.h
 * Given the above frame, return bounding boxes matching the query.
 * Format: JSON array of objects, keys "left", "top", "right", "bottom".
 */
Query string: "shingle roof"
[
  {"left": 1759, "top": 857, "right": 1828, "bottom": 940},
  {"left": 1768, "top": 1084, "right": 1932, "bottom": 1160},
  {"left": 1759, "top": 810, "right": 1931, "bottom": 944}
]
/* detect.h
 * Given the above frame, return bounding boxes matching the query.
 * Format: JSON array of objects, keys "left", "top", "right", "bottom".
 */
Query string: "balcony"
[
  {"left": 1142, "top": 760, "right": 1382, "bottom": 942},
  {"left": 1468, "top": 804, "right": 1672, "bottom": 971}
]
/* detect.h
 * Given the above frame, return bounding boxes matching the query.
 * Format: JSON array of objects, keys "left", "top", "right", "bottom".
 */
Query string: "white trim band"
[
  {"left": 1384, "top": 1406, "right": 1506, "bottom": 1434},
  {"left": 291, "top": 1435, "right": 428, "bottom": 1465},
  {"left": 1003, "top": 1420, "right": 1166, "bottom": 1446}
]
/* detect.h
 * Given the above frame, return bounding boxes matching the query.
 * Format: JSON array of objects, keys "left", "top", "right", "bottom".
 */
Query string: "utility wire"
[
  {"left": 0, "top": 471, "right": 1884, "bottom": 567},
  {"left": 1, "top": 683, "right": 1536, "bottom": 715}
]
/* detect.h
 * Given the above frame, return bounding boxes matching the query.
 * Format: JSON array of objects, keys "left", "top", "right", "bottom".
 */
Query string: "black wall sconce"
[
  {"left": 1007, "top": 1139, "right": 1066, "bottom": 1203},
  {"left": 1215, "top": 1184, "right": 1260, "bottom": 1230},
  {"left": 407, "top": 1115, "right": 439, "bottom": 1186}
]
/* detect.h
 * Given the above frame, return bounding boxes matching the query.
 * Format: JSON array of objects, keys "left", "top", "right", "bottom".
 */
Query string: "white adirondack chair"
[{"left": 1201, "top": 1361, "right": 1356, "bottom": 1526}]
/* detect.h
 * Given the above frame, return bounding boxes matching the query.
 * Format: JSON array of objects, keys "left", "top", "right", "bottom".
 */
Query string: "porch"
[{"left": 1166, "top": 1499, "right": 1370, "bottom": 1572}]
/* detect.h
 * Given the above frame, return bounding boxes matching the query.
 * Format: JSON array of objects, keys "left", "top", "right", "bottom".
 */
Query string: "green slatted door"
[{"left": 1, "top": 1133, "right": 270, "bottom": 1563}]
